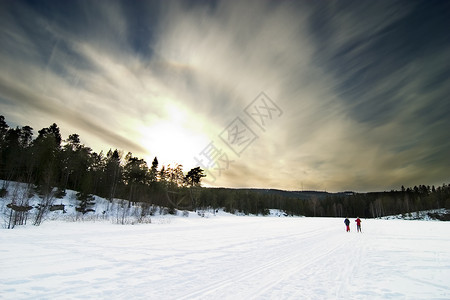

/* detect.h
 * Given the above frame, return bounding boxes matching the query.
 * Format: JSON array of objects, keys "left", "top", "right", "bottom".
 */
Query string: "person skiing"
[
  {"left": 344, "top": 217, "right": 350, "bottom": 232},
  {"left": 355, "top": 217, "right": 362, "bottom": 232}
]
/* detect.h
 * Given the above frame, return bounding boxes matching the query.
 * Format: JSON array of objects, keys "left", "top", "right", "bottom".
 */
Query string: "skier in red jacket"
[{"left": 355, "top": 217, "right": 362, "bottom": 232}]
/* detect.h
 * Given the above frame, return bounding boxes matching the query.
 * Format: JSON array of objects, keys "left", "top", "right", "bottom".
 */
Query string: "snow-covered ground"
[{"left": 1, "top": 214, "right": 450, "bottom": 299}]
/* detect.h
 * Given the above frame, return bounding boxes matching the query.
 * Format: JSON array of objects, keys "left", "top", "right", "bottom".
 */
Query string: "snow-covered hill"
[
  {"left": 382, "top": 208, "right": 450, "bottom": 221},
  {"left": 1, "top": 181, "right": 306, "bottom": 229},
  {"left": 0, "top": 180, "right": 206, "bottom": 227}
]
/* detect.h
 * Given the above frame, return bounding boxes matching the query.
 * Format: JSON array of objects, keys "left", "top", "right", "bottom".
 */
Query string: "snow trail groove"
[{"left": 178, "top": 224, "right": 343, "bottom": 299}]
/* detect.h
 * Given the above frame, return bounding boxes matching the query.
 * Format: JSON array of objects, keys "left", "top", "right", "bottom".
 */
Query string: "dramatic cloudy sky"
[{"left": 1, "top": 0, "right": 449, "bottom": 192}]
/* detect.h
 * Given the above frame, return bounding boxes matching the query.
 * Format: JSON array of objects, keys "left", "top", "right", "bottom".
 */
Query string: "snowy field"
[{"left": 1, "top": 215, "right": 450, "bottom": 300}]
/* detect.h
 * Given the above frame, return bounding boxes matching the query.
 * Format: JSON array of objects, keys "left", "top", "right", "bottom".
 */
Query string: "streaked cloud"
[{"left": 0, "top": 0, "right": 449, "bottom": 192}]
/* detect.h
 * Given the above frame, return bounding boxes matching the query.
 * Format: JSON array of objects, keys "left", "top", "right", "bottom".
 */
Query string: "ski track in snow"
[
  {"left": 178, "top": 225, "right": 342, "bottom": 300},
  {"left": 1, "top": 217, "right": 450, "bottom": 299}
]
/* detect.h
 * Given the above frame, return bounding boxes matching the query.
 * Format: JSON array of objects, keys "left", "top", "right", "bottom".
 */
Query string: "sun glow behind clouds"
[{"left": 139, "top": 102, "right": 210, "bottom": 170}]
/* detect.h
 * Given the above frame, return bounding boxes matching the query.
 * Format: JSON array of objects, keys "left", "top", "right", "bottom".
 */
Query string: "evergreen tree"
[
  {"left": 149, "top": 157, "right": 158, "bottom": 183},
  {"left": 185, "top": 167, "right": 205, "bottom": 187},
  {"left": 123, "top": 152, "right": 149, "bottom": 203},
  {"left": 185, "top": 167, "right": 205, "bottom": 211},
  {"left": 31, "top": 123, "right": 62, "bottom": 188},
  {"left": 104, "top": 149, "right": 122, "bottom": 200}
]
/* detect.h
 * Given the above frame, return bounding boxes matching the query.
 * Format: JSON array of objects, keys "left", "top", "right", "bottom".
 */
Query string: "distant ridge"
[{"left": 206, "top": 187, "right": 339, "bottom": 200}]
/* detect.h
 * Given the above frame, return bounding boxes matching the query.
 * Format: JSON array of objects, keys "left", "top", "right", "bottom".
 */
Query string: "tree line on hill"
[
  {"left": 317, "top": 186, "right": 450, "bottom": 219},
  {"left": 0, "top": 115, "right": 206, "bottom": 227},
  {"left": 204, "top": 185, "right": 450, "bottom": 219},
  {"left": 1, "top": 115, "right": 449, "bottom": 226}
]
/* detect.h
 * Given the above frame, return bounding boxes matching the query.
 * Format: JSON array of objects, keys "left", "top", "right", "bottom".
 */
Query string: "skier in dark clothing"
[{"left": 344, "top": 218, "right": 350, "bottom": 232}]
